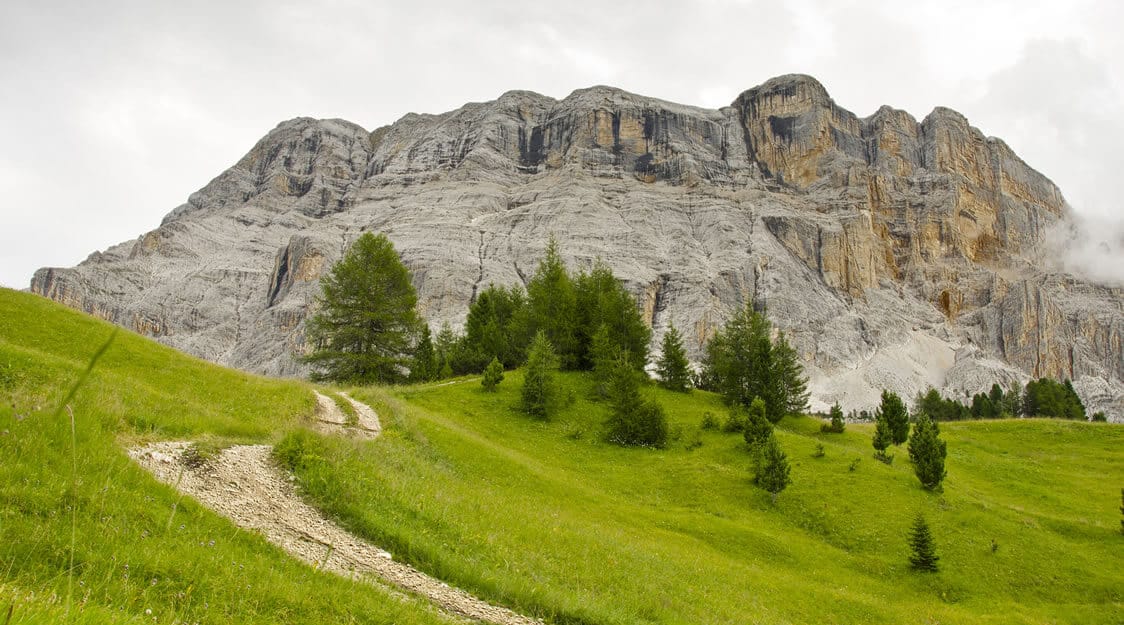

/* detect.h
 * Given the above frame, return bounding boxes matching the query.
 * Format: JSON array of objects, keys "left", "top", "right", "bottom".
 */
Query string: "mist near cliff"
[{"left": 1047, "top": 212, "right": 1124, "bottom": 287}]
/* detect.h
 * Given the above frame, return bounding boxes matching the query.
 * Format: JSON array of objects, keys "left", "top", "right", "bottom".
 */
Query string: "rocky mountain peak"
[{"left": 30, "top": 75, "right": 1124, "bottom": 419}]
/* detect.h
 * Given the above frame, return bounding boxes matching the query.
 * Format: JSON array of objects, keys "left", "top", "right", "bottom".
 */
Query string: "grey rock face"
[{"left": 31, "top": 75, "right": 1124, "bottom": 419}]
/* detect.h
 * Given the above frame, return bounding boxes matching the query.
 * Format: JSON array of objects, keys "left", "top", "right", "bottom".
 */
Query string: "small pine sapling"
[
  {"left": 757, "top": 435, "right": 791, "bottom": 502},
  {"left": 481, "top": 357, "right": 504, "bottom": 392},
  {"left": 908, "top": 514, "right": 940, "bottom": 572},
  {"left": 872, "top": 412, "right": 893, "bottom": 464},
  {"left": 821, "top": 402, "right": 846, "bottom": 433}
]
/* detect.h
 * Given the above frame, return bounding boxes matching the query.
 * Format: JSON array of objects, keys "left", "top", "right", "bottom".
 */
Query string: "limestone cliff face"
[{"left": 31, "top": 75, "right": 1124, "bottom": 419}]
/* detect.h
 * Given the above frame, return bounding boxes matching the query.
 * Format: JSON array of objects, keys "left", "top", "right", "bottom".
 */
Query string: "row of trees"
[{"left": 914, "top": 379, "right": 1092, "bottom": 422}]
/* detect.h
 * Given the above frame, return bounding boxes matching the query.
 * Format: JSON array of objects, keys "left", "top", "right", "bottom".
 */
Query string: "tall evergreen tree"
[
  {"left": 872, "top": 410, "right": 893, "bottom": 460},
  {"left": 757, "top": 435, "right": 791, "bottom": 502},
  {"left": 656, "top": 323, "right": 692, "bottom": 392},
  {"left": 521, "top": 331, "right": 560, "bottom": 419},
  {"left": 524, "top": 238, "right": 579, "bottom": 369},
  {"left": 462, "top": 283, "right": 527, "bottom": 369},
  {"left": 880, "top": 390, "right": 910, "bottom": 445},
  {"left": 302, "top": 232, "right": 420, "bottom": 384},
  {"left": 908, "top": 412, "right": 948, "bottom": 491},
  {"left": 702, "top": 300, "right": 785, "bottom": 422},
  {"left": 773, "top": 331, "right": 809, "bottom": 417},
  {"left": 988, "top": 383, "right": 1006, "bottom": 417},
  {"left": 588, "top": 323, "right": 619, "bottom": 399},
  {"left": 409, "top": 325, "right": 438, "bottom": 382},
  {"left": 434, "top": 322, "right": 461, "bottom": 372},
  {"left": 1004, "top": 382, "right": 1023, "bottom": 417},
  {"left": 908, "top": 514, "right": 940, "bottom": 572},
  {"left": 603, "top": 355, "right": 668, "bottom": 448},
  {"left": 574, "top": 260, "right": 651, "bottom": 371}
]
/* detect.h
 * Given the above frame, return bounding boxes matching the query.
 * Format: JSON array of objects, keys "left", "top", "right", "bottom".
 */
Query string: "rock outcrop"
[{"left": 31, "top": 74, "right": 1124, "bottom": 419}]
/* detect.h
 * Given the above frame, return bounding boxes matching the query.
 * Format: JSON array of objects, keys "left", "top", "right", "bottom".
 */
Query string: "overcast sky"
[{"left": 2, "top": 0, "right": 1122, "bottom": 288}]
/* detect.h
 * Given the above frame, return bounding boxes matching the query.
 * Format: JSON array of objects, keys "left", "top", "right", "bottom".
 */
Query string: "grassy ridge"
[
  {"left": 278, "top": 371, "right": 1124, "bottom": 625},
  {"left": 0, "top": 289, "right": 454, "bottom": 624}
]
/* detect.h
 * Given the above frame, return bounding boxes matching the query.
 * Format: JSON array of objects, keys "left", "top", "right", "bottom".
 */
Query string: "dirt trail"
[{"left": 129, "top": 392, "right": 539, "bottom": 625}]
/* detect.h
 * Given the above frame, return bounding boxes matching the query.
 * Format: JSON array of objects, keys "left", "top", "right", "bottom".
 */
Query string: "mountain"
[{"left": 31, "top": 74, "right": 1124, "bottom": 418}]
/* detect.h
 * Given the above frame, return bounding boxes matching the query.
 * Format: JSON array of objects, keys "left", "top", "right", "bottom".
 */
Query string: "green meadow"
[
  {"left": 0, "top": 289, "right": 454, "bottom": 624},
  {"left": 2, "top": 287, "right": 1122, "bottom": 623}
]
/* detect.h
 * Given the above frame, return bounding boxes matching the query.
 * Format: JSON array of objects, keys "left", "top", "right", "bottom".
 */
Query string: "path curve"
[{"left": 129, "top": 392, "right": 540, "bottom": 625}]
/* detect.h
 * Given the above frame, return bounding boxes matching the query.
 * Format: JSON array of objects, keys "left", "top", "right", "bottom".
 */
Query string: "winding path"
[{"left": 129, "top": 391, "right": 540, "bottom": 625}]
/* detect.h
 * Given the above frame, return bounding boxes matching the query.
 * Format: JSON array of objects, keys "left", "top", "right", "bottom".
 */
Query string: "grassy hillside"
[
  {"left": 278, "top": 372, "right": 1124, "bottom": 625},
  {"left": 4, "top": 286, "right": 1122, "bottom": 624},
  {"left": 0, "top": 289, "right": 455, "bottom": 624}
]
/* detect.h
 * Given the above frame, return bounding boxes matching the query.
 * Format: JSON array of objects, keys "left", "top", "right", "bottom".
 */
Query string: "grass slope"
[
  {"left": 278, "top": 371, "right": 1124, "bottom": 625},
  {"left": 0, "top": 289, "right": 454, "bottom": 624}
]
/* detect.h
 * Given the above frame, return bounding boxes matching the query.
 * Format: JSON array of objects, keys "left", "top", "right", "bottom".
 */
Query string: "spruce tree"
[
  {"left": 880, "top": 390, "right": 910, "bottom": 445},
  {"left": 410, "top": 325, "right": 438, "bottom": 382},
  {"left": 743, "top": 396, "right": 773, "bottom": 449},
  {"left": 773, "top": 331, "right": 810, "bottom": 417},
  {"left": 604, "top": 355, "right": 668, "bottom": 447},
  {"left": 524, "top": 237, "right": 579, "bottom": 368},
  {"left": 757, "top": 435, "right": 791, "bottom": 502},
  {"left": 872, "top": 410, "right": 893, "bottom": 462},
  {"left": 521, "top": 331, "right": 560, "bottom": 419},
  {"left": 908, "top": 514, "right": 940, "bottom": 572},
  {"left": 824, "top": 402, "right": 845, "bottom": 433},
  {"left": 574, "top": 260, "right": 651, "bottom": 372},
  {"left": 463, "top": 283, "right": 527, "bottom": 369},
  {"left": 481, "top": 357, "right": 504, "bottom": 392},
  {"left": 656, "top": 323, "right": 692, "bottom": 392},
  {"left": 702, "top": 300, "right": 785, "bottom": 421},
  {"left": 908, "top": 412, "right": 948, "bottom": 491}
]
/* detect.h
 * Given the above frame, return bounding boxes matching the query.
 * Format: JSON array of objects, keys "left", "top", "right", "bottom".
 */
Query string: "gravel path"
[{"left": 129, "top": 392, "right": 540, "bottom": 625}]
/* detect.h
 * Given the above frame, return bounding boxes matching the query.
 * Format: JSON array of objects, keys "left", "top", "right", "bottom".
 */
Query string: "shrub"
[{"left": 700, "top": 411, "right": 720, "bottom": 430}]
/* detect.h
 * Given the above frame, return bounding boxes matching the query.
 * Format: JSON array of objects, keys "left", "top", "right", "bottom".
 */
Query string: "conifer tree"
[
  {"left": 481, "top": 357, "right": 504, "bottom": 392},
  {"left": 574, "top": 260, "right": 650, "bottom": 371},
  {"left": 743, "top": 396, "right": 773, "bottom": 449},
  {"left": 872, "top": 410, "right": 893, "bottom": 462},
  {"left": 908, "top": 514, "right": 940, "bottom": 572},
  {"left": 773, "top": 331, "right": 810, "bottom": 416},
  {"left": 757, "top": 435, "right": 791, "bottom": 502},
  {"left": 656, "top": 323, "right": 692, "bottom": 392},
  {"left": 828, "top": 403, "right": 846, "bottom": 433},
  {"left": 521, "top": 331, "right": 560, "bottom": 419},
  {"left": 880, "top": 390, "right": 910, "bottom": 445},
  {"left": 303, "top": 232, "right": 420, "bottom": 384},
  {"left": 410, "top": 325, "right": 438, "bottom": 382},
  {"left": 908, "top": 412, "right": 948, "bottom": 491},
  {"left": 604, "top": 355, "right": 668, "bottom": 447},
  {"left": 588, "top": 324, "right": 618, "bottom": 399},
  {"left": 702, "top": 300, "right": 785, "bottom": 421},
  {"left": 524, "top": 238, "right": 579, "bottom": 368}
]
